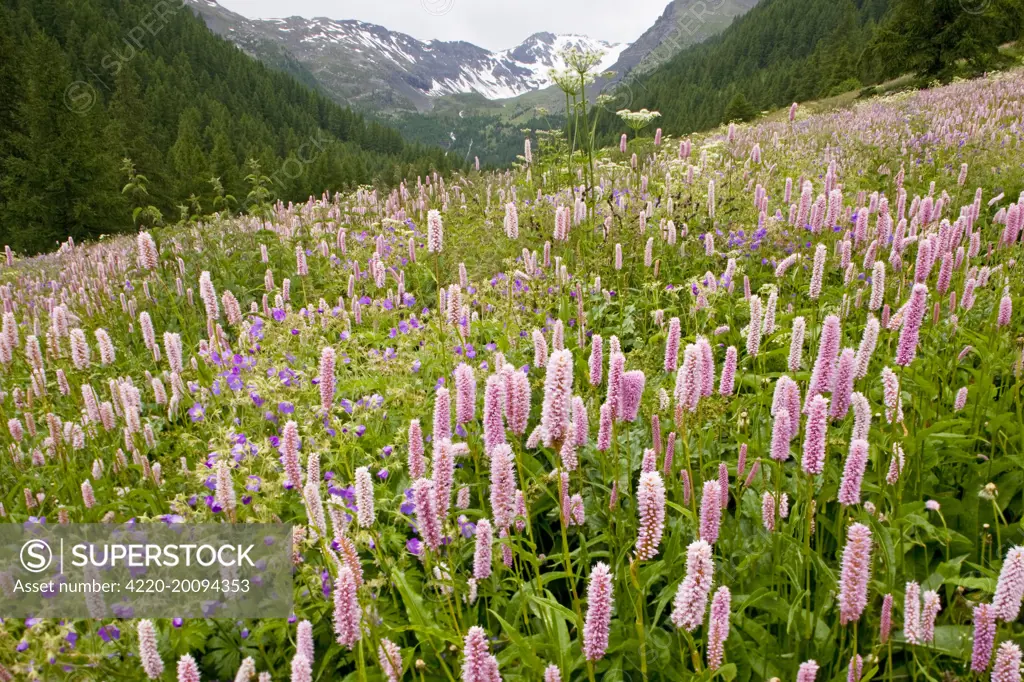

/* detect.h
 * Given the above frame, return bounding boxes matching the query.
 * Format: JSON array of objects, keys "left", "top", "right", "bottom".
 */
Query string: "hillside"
[
  {"left": 1, "top": 66, "right": 1023, "bottom": 681},
  {"left": 0, "top": 0, "right": 458, "bottom": 254},
  {"left": 181, "top": 0, "right": 764, "bottom": 167},
  {"left": 600, "top": 0, "right": 760, "bottom": 87},
  {"left": 602, "top": 0, "right": 1024, "bottom": 137},
  {"left": 601, "top": 0, "right": 892, "bottom": 136},
  {"left": 185, "top": 0, "right": 627, "bottom": 113}
]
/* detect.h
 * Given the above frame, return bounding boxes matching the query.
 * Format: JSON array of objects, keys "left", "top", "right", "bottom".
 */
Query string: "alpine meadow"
[{"left": 1, "top": 0, "right": 1024, "bottom": 681}]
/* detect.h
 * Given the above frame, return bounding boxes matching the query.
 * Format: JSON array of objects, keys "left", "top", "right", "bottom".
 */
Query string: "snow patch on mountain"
[{"left": 186, "top": 1, "right": 628, "bottom": 107}]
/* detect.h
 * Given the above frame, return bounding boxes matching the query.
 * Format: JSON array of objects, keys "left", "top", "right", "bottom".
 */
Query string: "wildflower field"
[{"left": 2, "top": 68, "right": 1024, "bottom": 682}]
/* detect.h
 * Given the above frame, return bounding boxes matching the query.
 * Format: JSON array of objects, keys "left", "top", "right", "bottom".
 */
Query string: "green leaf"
[{"left": 490, "top": 610, "right": 546, "bottom": 673}]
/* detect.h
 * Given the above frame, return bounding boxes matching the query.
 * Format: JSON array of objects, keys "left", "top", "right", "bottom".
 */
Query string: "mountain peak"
[
  {"left": 185, "top": 0, "right": 759, "bottom": 112},
  {"left": 186, "top": 0, "right": 629, "bottom": 109}
]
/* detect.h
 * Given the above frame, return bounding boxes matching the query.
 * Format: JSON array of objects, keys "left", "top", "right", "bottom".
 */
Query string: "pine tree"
[
  {"left": 0, "top": 0, "right": 456, "bottom": 250},
  {"left": 723, "top": 92, "right": 756, "bottom": 123},
  {"left": 1, "top": 33, "right": 125, "bottom": 252},
  {"left": 169, "top": 107, "right": 210, "bottom": 206},
  {"left": 872, "top": 0, "right": 1021, "bottom": 80}
]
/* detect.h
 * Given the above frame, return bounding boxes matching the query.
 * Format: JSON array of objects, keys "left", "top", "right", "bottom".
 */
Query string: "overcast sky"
[{"left": 216, "top": 0, "right": 671, "bottom": 51}]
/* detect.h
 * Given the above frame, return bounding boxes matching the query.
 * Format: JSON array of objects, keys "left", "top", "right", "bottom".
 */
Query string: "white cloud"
[{"left": 216, "top": 0, "right": 671, "bottom": 50}]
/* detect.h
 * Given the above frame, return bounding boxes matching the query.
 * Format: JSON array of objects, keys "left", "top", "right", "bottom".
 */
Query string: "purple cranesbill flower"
[
  {"left": 172, "top": 618, "right": 183, "bottom": 628},
  {"left": 188, "top": 403, "right": 205, "bottom": 422},
  {"left": 97, "top": 625, "right": 120, "bottom": 642},
  {"left": 406, "top": 538, "right": 423, "bottom": 556},
  {"left": 458, "top": 516, "right": 476, "bottom": 539},
  {"left": 16, "top": 640, "right": 28, "bottom": 652}
]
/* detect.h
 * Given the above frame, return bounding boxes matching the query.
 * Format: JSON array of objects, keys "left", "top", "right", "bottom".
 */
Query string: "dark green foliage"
[
  {"left": 723, "top": 92, "right": 756, "bottom": 123},
  {"left": 870, "top": 0, "right": 1023, "bottom": 80},
  {"left": 0, "top": 0, "right": 459, "bottom": 253},
  {"left": 597, "top": 0, "right": 1021, "bottom": 140},
  {"left": 596, "top": 0, "right": 893, "bottom": 139}
]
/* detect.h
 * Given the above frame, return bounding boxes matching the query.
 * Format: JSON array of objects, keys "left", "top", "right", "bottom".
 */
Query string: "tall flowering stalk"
[
  {"left": 296, "top": 621, "right": 314, "bottom": 663},
  {"left": 747, "top": 295, "right": 762, "bottom": 357},
  {"left": 699, "top": 480, "right": 722, "bottom": 544},
  {"left": 993, "top": 546, "right": 1024, "bottom": 622},
  {"left": 319, "top": 347, "right": 335, "bottom": 412},
  {"left": 583, "top": 562, "right": 614, "bottom": 661},
  {"left": 378, "top": 639, "right": 403, "bottom": 682},
  {"left": 720, "top": 346, "right": 737, "bottom": 396},
  {"left": 473, "top": 518, "right": 493, "bottom": 580},
  {"left": 506, "top": 369, "right": 531, "bottom": 435},
  {"left": 671, "top": 540, "right": 714, "bottom": 631},
  {"left": 455, "top": 363, "right": 476, "bottom": 425},
  {"left": 802, "top": 396, "right": 829, "bottom": 475},
  {"left": 461, "top": 626, "right": 502, "bottom": 682},
  {"left": 896, "top": 284, "right": 929, "bottom": 366},
  {"left": 541, "top": 349, "right": 574, "bottom": 446},
  {"left": 137, "top": 620, "right": 164, "bottom": 680},
  {"left": 483, "top": 374, "right": 506, "bottom": 452},
  {"left": 838, "top": 439, "right": 869, "bottom": 506},
  {"left": 665, "top": 317, "right": 681, "bottom": 371},
  {"left": 489, "top": 445, "right": 518, "bottom": 531},
  {"left": 355, "top": 466, "right": 375, "bottom": 528},
  {"left": 921, "top": 590, "right": 942, "bottom": 643},
  {"left": 807, "top": 315, "right": 840, "bottom": 401},
  {"left": 413, "top": 478, "right": 442, "bottom": 551},
  {"left": 332, "top": 565, "right": 361, "bottom": 648},
  {"left": 992, "top": 642, "right": 1022, "bottom": 682},
  {"left": 635, "top": 471, "right": 666, "bottom": 560},
  {"left": 427, "top": 210, "right": 443, "bottom": 253},
  {"left": 706, "top": 586, "right": 731, "bottom": 669},
  {"left": 408, "top": 419, "right": 425, "bottom": 478},
  {"left": 797, "top": 660, "right": 819, "bottom": 682},
  {"left": 880, "top": 593, "right": 893, "bottom": 643},
  {"left": 433, "top": 387, "right": 452, "bottom": 442},
  {"left": 971, "top": 603, "right": 996, "bottom": 672},
  {"left": 904, "top": 581, "right": 922, "bottom": 644},
  {"left": 837, "top": 523, "right": 872, "bottom": 625},
  {"left": 281, "top": 420, "right": 303, "bottom": 489},
  {"left": 177, "top": 654, "right": 200, "bottom": 682},
  {"left": 589, "top": 335, "right": 603, "bottom": 386}
]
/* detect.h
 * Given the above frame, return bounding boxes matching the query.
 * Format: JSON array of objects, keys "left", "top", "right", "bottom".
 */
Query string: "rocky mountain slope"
[
  {"left": 185, "top": 0, "right": 625, "bottom": 111},
  {"left": 185, "top": 0, "right": 759, "bottom": 112}
]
